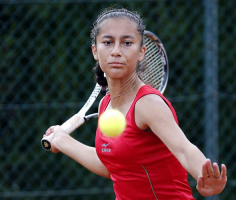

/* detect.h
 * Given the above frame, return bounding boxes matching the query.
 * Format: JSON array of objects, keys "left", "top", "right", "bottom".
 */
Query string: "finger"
[
  {"left": 45, "top": 128, "right": 52, "bottom": 135},
  {"left": 206, "top": 159, "right": 214, "bottom": 178},
  {"left": 213, "top": 162, "right": 220, "bottom": 178},
  {"left": 50, "top": 146, "right": 59, "bottom": 154},
  {"left": 202, "top": 161, "right": 209, "bottom": 178},
  {"left": 221, "top": 164, "right": 227, "bottom": 178},
  {"left": 45, "top": 126, "right": 55, "bottom": 135}
]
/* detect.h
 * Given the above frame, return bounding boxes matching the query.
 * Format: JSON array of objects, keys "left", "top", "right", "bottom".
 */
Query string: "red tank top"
[{"left": 95, "top": 85, "right": 195, "bottom": 200}]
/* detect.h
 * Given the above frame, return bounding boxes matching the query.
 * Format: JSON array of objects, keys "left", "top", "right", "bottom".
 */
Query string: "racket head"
[{"left": 139, "top": 30, "right": 169, "bottom": 94}]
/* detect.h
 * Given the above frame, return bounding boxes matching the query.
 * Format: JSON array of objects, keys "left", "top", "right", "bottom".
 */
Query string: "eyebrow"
[{"left": 101, "top": 35, "right": 136, "bottom": 39}]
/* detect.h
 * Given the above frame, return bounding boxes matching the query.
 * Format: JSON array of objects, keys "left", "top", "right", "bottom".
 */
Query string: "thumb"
[{"left": 196, "top": 176, "right": 204, "bottom": 191}]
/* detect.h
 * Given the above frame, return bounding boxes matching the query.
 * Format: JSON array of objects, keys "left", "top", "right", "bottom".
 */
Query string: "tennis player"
[{"left": 44, "top": 8, "right": 227, "bottom": 200}]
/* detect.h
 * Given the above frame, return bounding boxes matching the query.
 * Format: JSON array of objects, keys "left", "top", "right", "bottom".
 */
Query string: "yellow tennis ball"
[{"left": 99, "top": 109, "right": 126, "bottom": 137}]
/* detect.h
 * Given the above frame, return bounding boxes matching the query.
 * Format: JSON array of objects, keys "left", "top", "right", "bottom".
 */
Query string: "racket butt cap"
[{"left": 41, "top": 139, "right": 51, "bottom": 151}]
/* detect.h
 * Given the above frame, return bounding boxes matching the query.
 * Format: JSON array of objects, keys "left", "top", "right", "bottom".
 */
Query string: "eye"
[
  {"left": 123, "top": 41, "right": 132, "bottom": 46},
  {"left": 103, "top": 41, "right": 112, "bottom": 45}
]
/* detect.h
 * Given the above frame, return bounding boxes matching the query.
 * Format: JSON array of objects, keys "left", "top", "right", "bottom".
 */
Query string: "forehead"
[{"left": 98, "top": 17, "right": 139, "bottom": 36}]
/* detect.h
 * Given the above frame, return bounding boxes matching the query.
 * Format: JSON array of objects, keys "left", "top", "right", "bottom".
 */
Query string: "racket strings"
[{"left": 139, "top": 36, "right": 165, "bottom": 91}]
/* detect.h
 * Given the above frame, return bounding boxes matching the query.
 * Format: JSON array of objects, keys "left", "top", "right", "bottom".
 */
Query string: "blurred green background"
[{"left": 0, "top": 0, "right": 235, "bottom": 199}]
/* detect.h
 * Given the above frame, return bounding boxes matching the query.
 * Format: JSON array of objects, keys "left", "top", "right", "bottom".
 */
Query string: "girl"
[{"left": 44, "top": 8, "right": 227, "bottom": 200}]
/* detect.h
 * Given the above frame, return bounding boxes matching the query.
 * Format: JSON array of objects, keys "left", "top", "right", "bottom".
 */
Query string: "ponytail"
[
  {"left": 93, "top": 62, "right": 107, "bottom": 96},
  {"left": 93, "top": 62, "right": 107, "bottom": 86}
]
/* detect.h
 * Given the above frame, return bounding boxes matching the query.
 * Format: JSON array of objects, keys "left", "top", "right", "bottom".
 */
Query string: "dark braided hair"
[{"left": 91, "top": 8, "right": 146, "bottom": 93}]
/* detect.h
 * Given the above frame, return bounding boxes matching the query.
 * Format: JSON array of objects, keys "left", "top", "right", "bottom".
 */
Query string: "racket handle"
[
  {"left": 41, "top": 133, "right": 54, "bottom": 151},
  {"left": 41, "top": 113, "right": 96, "bottom": 151}
]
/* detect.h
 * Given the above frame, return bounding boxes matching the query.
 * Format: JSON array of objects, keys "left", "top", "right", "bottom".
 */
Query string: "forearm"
[
  {"left": 177, "top": 144, "right": 207, "bottom": 180},
  {"left": 52, "top": 134, "right": 110, "bottom": 179}
]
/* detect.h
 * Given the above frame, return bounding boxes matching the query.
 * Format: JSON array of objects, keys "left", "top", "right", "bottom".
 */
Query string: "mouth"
[{"left": 108, "top": 62, "right": 125, "bottom": 67}]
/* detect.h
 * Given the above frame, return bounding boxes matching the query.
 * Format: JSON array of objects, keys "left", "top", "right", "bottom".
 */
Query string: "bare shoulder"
[
  {"left": 136, "top": 94, "right": 171, "bottom": 114},
  {"left": 135, "top": 94, "right": 176, "bottom": 130}
]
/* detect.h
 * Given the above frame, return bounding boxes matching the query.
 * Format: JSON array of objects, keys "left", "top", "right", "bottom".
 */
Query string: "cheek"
[
  {"left": 97, "top": 51, "right": 107, "bottom": 63},
  {"left": 129, "top": 49, "right": 142, "bottom": 62},
  {"left": 96, "top": 46, "right": 108, "bottom": 60},
  {"left": 96, "top": 49, "right": 108, "bottom": 68}
]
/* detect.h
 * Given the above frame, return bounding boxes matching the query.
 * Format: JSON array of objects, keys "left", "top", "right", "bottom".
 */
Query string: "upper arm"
[{"left": 135, "top": 94, "right": 193, "bottom": 156}]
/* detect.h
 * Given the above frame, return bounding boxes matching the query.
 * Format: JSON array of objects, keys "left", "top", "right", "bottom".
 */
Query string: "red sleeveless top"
[{"left": 95, "top": 85, "right": 195, "bottom": 200}]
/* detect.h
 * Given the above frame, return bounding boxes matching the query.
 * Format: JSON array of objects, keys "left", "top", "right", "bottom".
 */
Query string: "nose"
[{"left": 111, "top": 43, "right": 122, "bottom": 57}]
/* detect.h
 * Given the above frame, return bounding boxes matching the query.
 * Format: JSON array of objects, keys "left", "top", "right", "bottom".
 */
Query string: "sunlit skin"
[{"left": 44, "top": 16, "right": 227, "bottom": 197}]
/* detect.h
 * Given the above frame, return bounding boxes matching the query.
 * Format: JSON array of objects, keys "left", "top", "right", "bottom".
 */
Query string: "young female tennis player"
[{"left": 44, "top": 8, "right": 227, "bottom": 199}]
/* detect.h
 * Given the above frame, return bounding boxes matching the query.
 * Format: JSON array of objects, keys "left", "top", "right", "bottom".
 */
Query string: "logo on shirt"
[
  {"left": 102, "top": 143, "right": 110, "bottom": 147},
  {"left": 102, "top": 143, "right": 111, "bottom": 153}
]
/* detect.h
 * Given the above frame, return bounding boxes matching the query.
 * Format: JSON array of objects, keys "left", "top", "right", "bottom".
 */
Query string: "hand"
[
  {"left": 44, "top": 125, "right": 56, "bottom": 137},
  {"left": 196, "top": 159, "right": 227, "bottom": 196},
  {"left": 44, "top": 125, "right": 65, "bottom": 153}
]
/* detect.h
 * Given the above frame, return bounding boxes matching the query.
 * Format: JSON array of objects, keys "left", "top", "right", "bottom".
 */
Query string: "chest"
[
  {"left": 95, "top": 126, "right": 138, "bottom": 169},
  {"left": 95, "top": 118, "right": 166, "bottom": 172}
]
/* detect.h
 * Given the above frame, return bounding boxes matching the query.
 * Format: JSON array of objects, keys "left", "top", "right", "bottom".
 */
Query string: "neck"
[
  {"left": 110, "top": 81, "right": 139, "bottom": 100},
  {"left": 108, "top": 73, "right": 139, "bottom": 100}
]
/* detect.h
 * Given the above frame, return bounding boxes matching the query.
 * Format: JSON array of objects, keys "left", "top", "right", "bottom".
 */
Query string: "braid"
[{"left": 93, "top": 62, "right": 107, "bottom": 87}]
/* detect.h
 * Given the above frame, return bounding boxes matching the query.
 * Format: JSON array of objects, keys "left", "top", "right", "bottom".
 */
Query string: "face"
[{"left": 92, "top": 17, "right": 146, "bottom": 81}]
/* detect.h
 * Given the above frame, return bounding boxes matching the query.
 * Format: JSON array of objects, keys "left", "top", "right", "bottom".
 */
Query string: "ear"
[
  {"left": 92, "top": 45, "right": 98, "bottom": 60},
  {"left": 138, "top": 46, "right": 146, "bottom": 62}
]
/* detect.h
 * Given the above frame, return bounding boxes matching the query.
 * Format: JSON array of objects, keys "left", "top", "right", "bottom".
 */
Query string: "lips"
[{"left": 108, "top": 62, "right": 125, "bottom": 67}]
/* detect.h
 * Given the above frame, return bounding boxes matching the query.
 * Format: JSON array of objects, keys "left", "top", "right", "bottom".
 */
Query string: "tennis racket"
[{"left": 41, "top": 30, "right": 169, "bottom": 150}]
